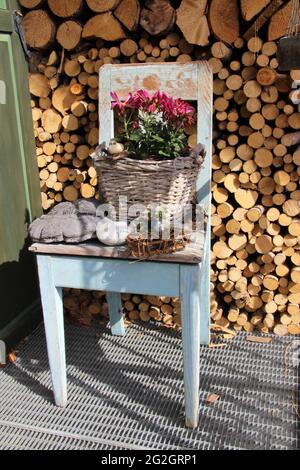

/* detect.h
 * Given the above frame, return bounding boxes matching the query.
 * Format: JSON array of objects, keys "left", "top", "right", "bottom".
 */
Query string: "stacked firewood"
[
  {"left": 209, "top": 35, "right": 300, "bottom": 337},
  {"left": 63, "top": 289, "right": 182, "bottom": 328},
  {"left": 29, "top": 29, "right": 199, "bottom": 211},
  {"left": 23, "top": 0, "right": 300, "bottom": 335}
]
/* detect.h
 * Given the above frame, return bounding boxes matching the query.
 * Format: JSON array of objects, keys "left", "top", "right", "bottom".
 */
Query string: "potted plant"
[{"left": 93, "top": 88, "right": 205, "bottom": 227}]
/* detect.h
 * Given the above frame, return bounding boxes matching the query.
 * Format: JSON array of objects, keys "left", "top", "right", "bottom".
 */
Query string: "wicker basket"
[
  {"left": 94, "top": 151, "right": 205, "bottom": 220},
  {"left": 127, "top": 232, "right": 191, "bottom": 259}
]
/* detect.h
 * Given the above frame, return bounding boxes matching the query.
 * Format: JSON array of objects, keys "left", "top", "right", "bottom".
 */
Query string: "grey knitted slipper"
[{"left": 29, "top": 199, "right": 101, "bottom": 244}]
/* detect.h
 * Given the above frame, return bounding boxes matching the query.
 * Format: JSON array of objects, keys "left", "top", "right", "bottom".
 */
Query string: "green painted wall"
[{"left": 0, "top": 1, "right": 42, "bottom": 350}]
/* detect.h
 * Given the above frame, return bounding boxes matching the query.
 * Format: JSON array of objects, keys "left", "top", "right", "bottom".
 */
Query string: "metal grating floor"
[{"left": 0, "top": 320, "right": 299, "bottom": 450}]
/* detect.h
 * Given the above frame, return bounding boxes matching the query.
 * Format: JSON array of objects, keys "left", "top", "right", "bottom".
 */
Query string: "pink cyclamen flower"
[
  {"left": 175, "top": 98, "right": 194, "bottom": 116},
  {"left": 111, "top": 91, "right": 124, "bottom": 113},
  {"left": 111, "top": 88, "right": 195, "bottom": 126},
  {"left": 148, "top": 103, "right": 156, "bottom": 113},
  {"left": 125, "top": 89, "right": 150, "bottom": 110}
]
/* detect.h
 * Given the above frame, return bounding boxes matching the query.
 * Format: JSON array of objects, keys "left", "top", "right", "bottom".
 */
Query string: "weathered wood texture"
[
  {"left": 30, "top": 231, "right": 205, "bottom": 263},
  {"left": 0, "top": 0, "right": 42, "bottom": 351},
  {"left": 36, "top": 255, "right": 67, "bottom": 407},
  {"left": 35, "top": 249, "right": 206, "bottom": 427}
]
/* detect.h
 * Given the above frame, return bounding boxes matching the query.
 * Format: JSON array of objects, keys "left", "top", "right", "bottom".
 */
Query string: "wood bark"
[{"left": 140, "top": 0, "right": 175, "bottom": 36}]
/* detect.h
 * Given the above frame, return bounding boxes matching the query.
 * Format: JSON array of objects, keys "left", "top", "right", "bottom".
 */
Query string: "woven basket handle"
[
  {"left": 190, "top": 143, "right": 206, "bottom": 164},
  {"left": 91, "top": 145, "right": 106, "bottom": 162}
]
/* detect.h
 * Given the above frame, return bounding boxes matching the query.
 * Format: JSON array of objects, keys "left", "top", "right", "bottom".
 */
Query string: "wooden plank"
[
  {"left": 98, "top": 65, "right": 114, "bottom": 148},
  {"left": 199, "top": 240, "right": 210, "bottom": 345},
  {"left": 0, "top": 1, "right": 41, "bottom": 347},
  {"left": 10, "top": 28, "right": 42, "bottom": 219},
  {"left": 180, "top": 264, "right": 201, "bottom": 428},
  {"left": 29, "top": 232, "right": 204, "bottom": 264},
  {"left": 106, "top": 62, "right": 199, "bottom": 100},
  {"left": 50, "top": 255, "right": 181, "bottom": 297},
  {"left": 196, "top": 61, "right": 213, "bottom": 209},
  {"left": 98, "top": 62, "right": 206, "bottom": 147},
  {"left": 0, "top": 11, "right": 12, "bottom": 32},
  {"left": 196, "top": 62, "right": 212, "bottom": 346},
  {"left": 0, "top": 338, "right": 5, "bottom": 364},
  {"left": 0, "top": 0, "right": 7, "bottom": 10},
  {"left": 36, "top": 255, "right": 67, "bottom": 408},
  {"left": 0, "top": 33, "right": 40, "bottom": 336},
  {"left": 246, "top": 336, "right": 273, "bottom": 344}
]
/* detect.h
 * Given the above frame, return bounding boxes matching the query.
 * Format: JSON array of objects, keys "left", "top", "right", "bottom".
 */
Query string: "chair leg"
[
  {"left": 36, "top": 255, "right": 67, "bottom": 408},
  {"left": 106, "top": 292, "right": 125, "bottom": 336},
  {"left": 180, "top": 264, "right": 201, "bottom": 429},
  {"left": 200, "top": 236, "right": 211, "bottom": 345}
]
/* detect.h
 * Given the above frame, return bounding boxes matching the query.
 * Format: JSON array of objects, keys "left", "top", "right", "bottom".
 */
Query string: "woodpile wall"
[{"left": 22, "top": 0, "right": 300, "bottom": 336}]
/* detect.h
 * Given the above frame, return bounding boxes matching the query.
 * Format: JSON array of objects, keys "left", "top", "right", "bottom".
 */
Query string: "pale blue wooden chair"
[{"left": 30, "top": 62, "right": 213, "bottom": 428}]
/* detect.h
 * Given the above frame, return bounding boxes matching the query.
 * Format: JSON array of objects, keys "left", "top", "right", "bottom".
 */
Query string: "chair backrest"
[{"left": 98, "top": 62, "right": 213, "bottom": 210}]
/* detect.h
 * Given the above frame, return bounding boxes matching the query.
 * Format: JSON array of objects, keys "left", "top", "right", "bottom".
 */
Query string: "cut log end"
[
  {"left": 86, "top": 0, "right": 121, "bottom": 13},
  {"left": 82, "top": 12, "right": 126, "bottom": 41},
  {"left": 23, "top": 10, "right": 56, "bottom": 50},
  {"left": 56, "top": 21, "right": 83, "bottom": 51},
  {"left": 209, "top": 0, "right": 240, "bottom": 45},
  {"left": 48, "top": 0, "right": 83, "bottom": 18},
  {"left": 114, "top": 0, "right": 140, "bottom": 31}
]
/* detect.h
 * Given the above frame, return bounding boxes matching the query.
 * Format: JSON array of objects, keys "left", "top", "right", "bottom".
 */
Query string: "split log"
[
  {"left": 268, "top": 0, "right": 300, "bottom": 41},
  {"left": 244, "top": 0, "right": 286, "bottom": 40},
  {"left": 82, "top": 13, "right": 126, "bottom": 41},
  {"left": 114, "top": 0, "right": 140, "bottom": 31},
  {"left": 209, "top": 0, "right": 240, "bottom": 45},
  {"left": 241, "top": 0, "right": 271, "bottom": 21},
  {"left": 176, "top": 0, "right": 210, "bottom": 47},
  {"left": 140, "top": 0, "right": 175, "bottom": 36}
]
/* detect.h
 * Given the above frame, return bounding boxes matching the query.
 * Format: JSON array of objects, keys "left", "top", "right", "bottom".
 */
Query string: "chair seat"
[{"left": 29, "top": 231, "right": 205, "bottom": 264}]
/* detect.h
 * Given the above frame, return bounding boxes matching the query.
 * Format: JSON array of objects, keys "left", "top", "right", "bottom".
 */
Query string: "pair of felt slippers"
[{"left": 29, "top": 199, "right": 100, "bottom": 244}]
